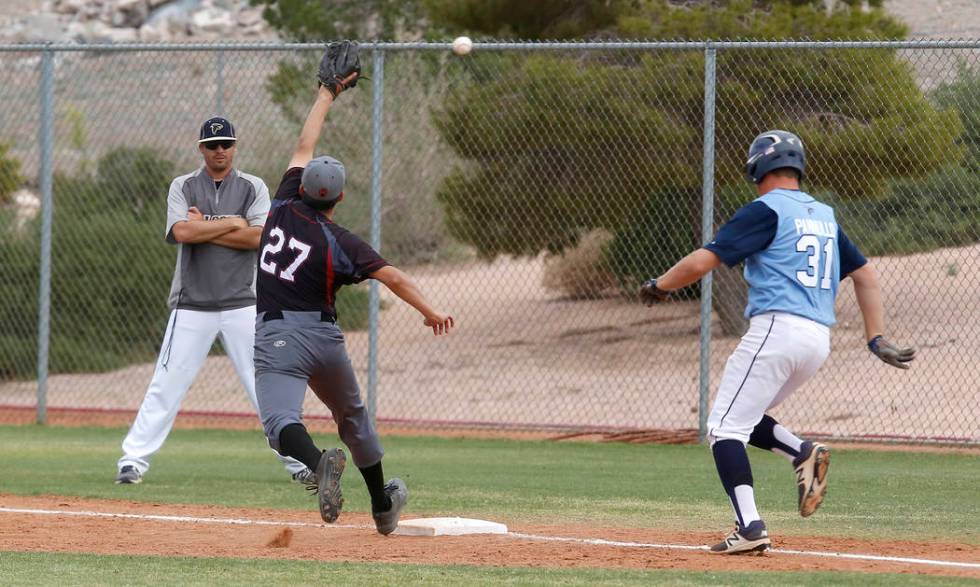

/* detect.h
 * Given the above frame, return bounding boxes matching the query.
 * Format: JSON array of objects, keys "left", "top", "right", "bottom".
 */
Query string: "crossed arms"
[{"left": 170, "top": 206, "right": 261, "bottom": 250}]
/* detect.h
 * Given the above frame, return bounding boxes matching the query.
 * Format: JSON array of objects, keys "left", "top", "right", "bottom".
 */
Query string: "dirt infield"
[{"left": 1, "top": 494, "right": 977, "bottom": 579}]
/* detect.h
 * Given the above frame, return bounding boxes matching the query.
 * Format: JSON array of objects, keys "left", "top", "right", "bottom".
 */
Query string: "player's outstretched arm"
[
  {"left": 369, "top": 265, "right": 454, "bottom": 336},
  {"left": 286, "top": 43, "right": 360, "bottom": 171},
  {"left": 287, "top": 86, "right": 339, "bottom": 171},
  {"left": 640, "top": 248, "right": 722, "bottom": 305},
  {"left": 850, "top": 262, "right": 916, "bottom": 369}
]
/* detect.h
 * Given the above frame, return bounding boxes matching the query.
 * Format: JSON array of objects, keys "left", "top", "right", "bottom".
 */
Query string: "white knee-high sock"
[
  {"left": 733, "top": 485, "right": 761, "bottom": 527},
  {"left": 773, "top": 423, "right": 804, "bottom": 462}
]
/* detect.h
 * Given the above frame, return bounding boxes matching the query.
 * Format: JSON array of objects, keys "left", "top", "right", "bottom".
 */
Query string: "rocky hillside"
[
  {"left": 886, "top": 0, "right": 980, "bottom": 39},
  {"left": 0, "top": 0, "right": 978, "bottom": 44},
  {"left": 0, "top": 0, "right": 275, "bottom": 43}
]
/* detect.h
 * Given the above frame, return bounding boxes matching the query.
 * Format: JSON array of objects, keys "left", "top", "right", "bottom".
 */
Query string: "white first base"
[{"left": 393, "top": 517, "right": 508, "bottom": 537}]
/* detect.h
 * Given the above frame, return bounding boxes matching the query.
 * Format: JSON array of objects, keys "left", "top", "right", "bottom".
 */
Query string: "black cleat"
[
  {"left": 315, "top": 448, "right": 346, "bottom": 523},
  {"left": 372, "top": 478, "right": 408, "bottom": 535}
]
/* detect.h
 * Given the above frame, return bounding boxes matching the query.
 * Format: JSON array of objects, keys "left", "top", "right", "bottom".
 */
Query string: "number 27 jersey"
[{"left": 256, "top": 167, "right": 388, "bottom": 319}]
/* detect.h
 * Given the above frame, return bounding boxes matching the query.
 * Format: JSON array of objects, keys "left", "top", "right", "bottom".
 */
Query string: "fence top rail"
[{"left": 0, "top": 39, "right": 979, "bottom": 53}]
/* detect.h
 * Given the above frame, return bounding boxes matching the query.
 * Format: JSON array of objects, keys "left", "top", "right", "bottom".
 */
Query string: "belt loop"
[{"left": 263, "top": 310, "right": 284, "bottom": 322}]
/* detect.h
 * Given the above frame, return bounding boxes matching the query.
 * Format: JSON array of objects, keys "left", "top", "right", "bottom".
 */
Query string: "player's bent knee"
[
  {"left": 707, "top": 428, "right": 752, "bottom": 447},
  {"left": 263, "top": 413, "right": 303, "bottom": 452}
]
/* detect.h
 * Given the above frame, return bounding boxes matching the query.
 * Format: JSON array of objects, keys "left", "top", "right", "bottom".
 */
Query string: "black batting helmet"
[{"left": 745, "top": 130, "right": 806, "bottom": 184}]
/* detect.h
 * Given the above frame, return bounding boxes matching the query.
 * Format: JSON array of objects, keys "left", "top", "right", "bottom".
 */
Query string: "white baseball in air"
[{"left": 452, "top": 36, "right": 473, "bottom": 56}]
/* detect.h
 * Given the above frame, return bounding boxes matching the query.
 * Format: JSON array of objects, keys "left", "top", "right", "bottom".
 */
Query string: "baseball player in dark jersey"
[
  {"left": 641, "top": 130, "right": 915, "bottom": 554},
  {"left": 254, "top": 71, "right": 454, "bottom": 533}
]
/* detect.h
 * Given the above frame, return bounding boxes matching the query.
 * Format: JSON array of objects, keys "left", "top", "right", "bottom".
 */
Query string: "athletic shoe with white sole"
[
  {"left": 291, "top": 467, "right": 316, "bottom": 486},
  {"left": 114, "top": 465, "right": 142, "bottom": 485},
  {"left": 315, "top": 448, "right": 346, "bottom": 523},
  {"left": 372, "top": 478, "right": 408, "bottom": 536},
  {"left": 709, "top": 520, "right": 771, "bottom": 555},
  {"left": 794, "top": 441, "right": 830, "bottom": 517}
]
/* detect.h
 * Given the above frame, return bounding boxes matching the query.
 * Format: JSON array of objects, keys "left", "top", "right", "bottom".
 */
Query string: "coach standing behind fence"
[{"left": 114, "top": 117, "right": 310, "bottom": 486}]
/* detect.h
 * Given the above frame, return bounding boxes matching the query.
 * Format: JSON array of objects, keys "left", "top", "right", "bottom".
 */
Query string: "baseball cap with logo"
[{"left": 198, "top": 116, "right": 237, "bottom": 143}]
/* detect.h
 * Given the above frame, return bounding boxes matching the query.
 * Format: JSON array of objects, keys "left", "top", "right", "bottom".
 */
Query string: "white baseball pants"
[
  {"left": 118, "top": 305, "right": 306, "bottom": 476},
  {"left": 707, "top": 311, "right": 831, "bottom": 444}
]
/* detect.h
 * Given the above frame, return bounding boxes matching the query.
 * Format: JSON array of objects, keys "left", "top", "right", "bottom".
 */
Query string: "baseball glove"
[
  {"left": 639, "top": 278, "right": 670, "bottom": 306},
  {"left": 317, "top": 40, "right": 361, "bottom": 98},
  {"left": 867, "top": 335, "right": 916, "bottom": 369}
]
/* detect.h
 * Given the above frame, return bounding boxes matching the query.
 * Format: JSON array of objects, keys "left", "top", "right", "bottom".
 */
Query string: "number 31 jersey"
[
  {"left": 256, "top": 167, "right": 388, "bottom": 319},
  {"left": 704, "top": 188, "right": 867, "bottom": 327}
]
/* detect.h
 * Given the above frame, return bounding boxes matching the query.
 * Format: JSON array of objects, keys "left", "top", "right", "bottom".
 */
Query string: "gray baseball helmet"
[{"left": 300, "top": 155, "right": 346, "bottom": 209}]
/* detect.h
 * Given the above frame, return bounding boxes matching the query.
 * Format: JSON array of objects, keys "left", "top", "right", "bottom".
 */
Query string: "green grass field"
[
  {"left": 1, "top": 425, "right": 977, "bottom": 585},
  {"left": 1, "top": 552, "right": 977, "bottom": 587}
]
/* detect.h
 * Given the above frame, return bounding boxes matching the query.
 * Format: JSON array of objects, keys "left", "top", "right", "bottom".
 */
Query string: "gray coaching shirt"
[{"left": 165, "top": 168, "right": 271, "bottom": 311}]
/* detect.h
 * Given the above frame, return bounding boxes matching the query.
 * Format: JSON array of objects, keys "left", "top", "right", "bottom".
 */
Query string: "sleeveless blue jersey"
[{"left": 743, "top": 189, "right": 840, "bottom": 326}]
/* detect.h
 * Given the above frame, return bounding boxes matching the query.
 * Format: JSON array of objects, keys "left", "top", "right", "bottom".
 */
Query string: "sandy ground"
[
  {"left": 885, "top": 0, "right": 980, "bottom": 38},
  {"left": 1, "top": 495, "right": 977, "bottom": 578},
  {"left": 1, "top": 244, "right": 978, "bottom": 441}
]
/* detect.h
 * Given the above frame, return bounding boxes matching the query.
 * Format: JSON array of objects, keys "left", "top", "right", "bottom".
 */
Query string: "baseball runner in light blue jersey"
[{"left": 640, "top": 130, "right": 916, "bottom": 554}]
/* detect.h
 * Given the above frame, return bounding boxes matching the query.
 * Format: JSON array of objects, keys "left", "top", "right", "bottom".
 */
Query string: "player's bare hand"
[
  {"left": 423, "top": 312, "right": 454, "bottom": 336},
  {"left": 187, "top": 206, "right": 204, "bottom": 222},
  {"left": 868, "top": 335, "right": 916, "bottom": 369},
  {"left": 229, "top": 217, "right": 249, "bottom": 230},
  {"left": 639, "top": 278, "right": 669, "bottom": 306}
]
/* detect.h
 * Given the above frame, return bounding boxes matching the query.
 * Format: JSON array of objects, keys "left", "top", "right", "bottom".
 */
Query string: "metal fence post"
[
  {"left": 698, "top": 44, "right": 717, "bottom": 442},
  {"left": 215, "top": 49, "right": 225, "bottom": 115},
  {"left": 36, "top": 47, "right": 55, "bottom": 425},
  {"left": 367, "top": 48, "right": 385, "bottom": 424}
]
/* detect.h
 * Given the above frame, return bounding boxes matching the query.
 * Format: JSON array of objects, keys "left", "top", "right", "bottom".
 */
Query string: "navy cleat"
[
  {"left": 794, "top": 441, "right": 830, "bottom": 517},
  {"left": 710, "top": 520, "right": 771, "bottom": 555},
  {"left": 114, "top": 465, "right": 142, "bottom": 485}
]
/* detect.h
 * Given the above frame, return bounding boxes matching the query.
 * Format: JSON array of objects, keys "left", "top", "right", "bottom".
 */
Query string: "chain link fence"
[{"left": 0, "top": 41, "right": 976, "bottom": 444}]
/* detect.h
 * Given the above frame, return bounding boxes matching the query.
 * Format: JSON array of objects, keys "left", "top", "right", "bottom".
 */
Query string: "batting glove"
[
  {"left": 639, "top": 278, "right": 670, "bottom": 306},
  {"left": 867, "top": 335, "right": 916, "bottom": 369}
]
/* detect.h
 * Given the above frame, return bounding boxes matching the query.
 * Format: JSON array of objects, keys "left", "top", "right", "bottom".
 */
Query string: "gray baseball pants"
[{"left": 254, "top": 311, "right": 383, "bottom": 468}]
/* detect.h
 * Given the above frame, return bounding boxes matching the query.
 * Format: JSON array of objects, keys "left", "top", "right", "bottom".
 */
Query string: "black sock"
[
  {"left": 278, "top": 424, "right": 322, "bottom": 471},
  {"left": 359, "top": 461, "right": 391, "bottom": 513},
  {"left": 748, "top": 414, "right": 802, "bottom": 459}
]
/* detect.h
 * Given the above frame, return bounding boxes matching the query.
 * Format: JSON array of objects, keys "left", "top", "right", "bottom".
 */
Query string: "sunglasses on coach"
[{"left": 204, "top": 140, "right": 236, "bottom": 150}]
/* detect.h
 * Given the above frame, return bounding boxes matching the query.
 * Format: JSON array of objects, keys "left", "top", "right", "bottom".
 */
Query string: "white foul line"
[
  {"left": 509, "top": 532, "right": 980, "bottom": 570},
  {"left": 2, "top": 507, "right": 977, "bottom": 571},
  {"left": 510, "top": 532, "right": 709, "bottom": 552},
  {"left": 0, "top": 507, "right": 372, "bottom": 530}
]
